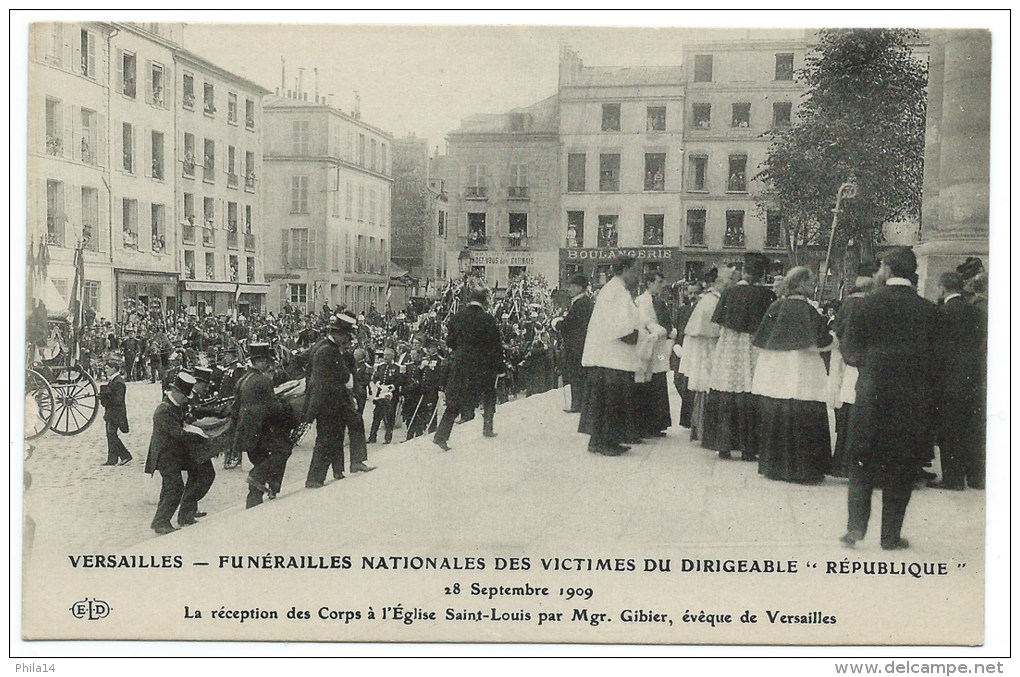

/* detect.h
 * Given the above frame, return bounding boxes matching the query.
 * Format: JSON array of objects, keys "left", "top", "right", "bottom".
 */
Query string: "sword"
[{"left": 404, "top": 393, "right": 425, "bottom": 441}]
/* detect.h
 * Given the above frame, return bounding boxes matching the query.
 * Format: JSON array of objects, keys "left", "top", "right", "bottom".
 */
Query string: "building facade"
[
  {"left": 28, "top": 22, "right": 115, "bottom": 320},
  {"left": 679, "top": 36, "right": 811, "bottom": 281},
  {"left": 262, "top": 93, "right": 392, "bottom": 314},
  {"left": 174, "top": 47, "right": 270, "bottom": 317},
  {"left": 390, "top": 134, "right": 447, "bottom": 296},
  {"left": 558, "top": 49, "right": 686, "bottom": 286},
  {"left": 443, "top": 95, "right": 561, "bottom": 288}
]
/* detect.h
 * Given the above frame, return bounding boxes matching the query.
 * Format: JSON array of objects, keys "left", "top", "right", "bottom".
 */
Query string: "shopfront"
[
  {"left": 447, "top": 249, "right": 559, "bottom": 289},
  {"left": 115, "top": 269, "right": 180, "bottom": 325},
  {"left": 179, "top": 280, "right": 268, "bottom": 318},
  {"left": 559, "top": 246, "right": 682, "bottom": 288}
]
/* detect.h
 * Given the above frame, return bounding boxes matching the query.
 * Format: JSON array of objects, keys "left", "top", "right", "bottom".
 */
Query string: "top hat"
[
  {"left": 956, "top": 256, "right": 984, "bottom": 281},
  {"left": 248, "top": 342, "right": 275, "bottom": 361}
]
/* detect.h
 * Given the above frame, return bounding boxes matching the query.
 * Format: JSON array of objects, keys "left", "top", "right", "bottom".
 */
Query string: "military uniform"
[
  {"left": 369, "top": 361, "right": 403, "bottom": 444},
  {"left": 408, "top": 351, "right": 444, "bottom": 439}
]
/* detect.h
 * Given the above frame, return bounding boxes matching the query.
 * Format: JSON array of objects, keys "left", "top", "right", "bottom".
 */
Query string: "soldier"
[
  {"left": 407, "top": 338, "right": 444, "bottom": 440},
  {"left": 305, "top": 314, "right": 375, "bottom": 489},
  {"left": 145, "top": 372, "right": 204, "bottom": 534},
  {"left": 400, "top": 347, "right": 423, "bottom": 430},
  {"left": 234, "top": 343, "right": 296, "bottom": 508},
  {"left": 368, "top": 348, "right": 403, "bottom": 444},
  {"left": 351, "top": 348, "right": 372, "bottom": 415}
]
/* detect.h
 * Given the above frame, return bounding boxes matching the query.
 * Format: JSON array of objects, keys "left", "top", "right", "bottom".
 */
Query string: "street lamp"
[
  {"left": 817, "top": 180, "right": 858, "bottom": 302},
  {"left": 457, "top": 248, "right": 472, "bottom": 275}
]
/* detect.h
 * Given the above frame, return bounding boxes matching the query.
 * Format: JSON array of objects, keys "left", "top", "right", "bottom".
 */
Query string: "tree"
[{"left": 755, "top": 29, "right": 927, "bottom": 271}]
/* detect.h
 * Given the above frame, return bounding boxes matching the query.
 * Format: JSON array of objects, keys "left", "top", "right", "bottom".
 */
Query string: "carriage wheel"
[
  {"left": 24, "top": 369, "right": 56, "bottom": 440},
  {"left": 48, "top": 365, "right": 100, "bottom": 436}
]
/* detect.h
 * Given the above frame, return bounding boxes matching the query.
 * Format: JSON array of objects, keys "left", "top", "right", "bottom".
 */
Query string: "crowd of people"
[{"left": 82, "top": 251, "right": 987, "bottom": 547}]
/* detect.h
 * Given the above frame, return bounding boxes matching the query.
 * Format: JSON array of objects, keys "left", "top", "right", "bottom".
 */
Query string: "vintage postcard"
[{"left": 13, "top": 12, "right": 1005, "bottom": 657}]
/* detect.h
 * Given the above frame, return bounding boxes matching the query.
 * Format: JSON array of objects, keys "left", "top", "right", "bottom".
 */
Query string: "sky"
[{"left": 180, "top": 22, "right": 808, "bottom": 153}]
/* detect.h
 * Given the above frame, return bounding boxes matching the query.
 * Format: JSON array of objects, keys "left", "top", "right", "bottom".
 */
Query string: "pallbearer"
[{"left": 145, "top": 372, "right": 204, "bottom": 534}]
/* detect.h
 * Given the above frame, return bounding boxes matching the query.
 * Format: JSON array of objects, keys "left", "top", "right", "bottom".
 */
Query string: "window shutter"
[
  {"left": 308, "top": 230, "right": 318, "bottom": 270},
  {"left": 530, "top": 216, "right": 537, "bottom": 239},
  {"left": 115, "top": 48, "right": 124, "bottom": 93},
  {"left": 73, "top": 27, "right": 81, "bottom": 75},
  {"left": 96, "top": 114, "right": 106, "bottom": 167},
  {"left": 145, "top": 60, "right": 153, "bottom": 104},
  {"left": 163, "top": 65, "right": 172, "bottom": 108},
  {"left": 113, "top": 196, "right": 122, "bottom": 248},
  {"left": 97, "top": 190, "right": 108, "bottom": 252},
  {"left": 114, "top": 119, "right": 122, "bottom": 172},
  {"left": 281, "top": 230, "right": 289, "bottom": 268},
  {"left": 70, "top": 105, "right": 80, "bottom": 161},
  {"left": 29, "top": 92, "right": 41, "bottom": 154},
  {"left": 458, "top": 213, "right": 468, "bottom": 237},
  {"left": 142, "top": 126, "right": 151, "bottom": 177},
  {"left": 62, "top": 101, "right": 72, "bottom": 159},
  {"left": 137, "top": 202, "right": 148, "bottom": 252},
  {"left": 33, "top": 179, "right": 45, "bottom": 242},
  {"left": 68, "top": 183, "right": 80, "bottom": 245},
  {"left": 87, "top": 30, "right": 96, "bottom": 77}
]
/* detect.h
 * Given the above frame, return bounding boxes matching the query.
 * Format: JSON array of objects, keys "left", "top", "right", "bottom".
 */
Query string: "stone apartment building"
[{"left": 390, "top": 134, "right": 447, "bottom": 296}]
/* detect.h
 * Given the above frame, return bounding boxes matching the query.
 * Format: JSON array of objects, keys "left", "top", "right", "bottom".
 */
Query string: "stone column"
[{"left": 915, "top": 29, "right": 991, "bottom": 298}]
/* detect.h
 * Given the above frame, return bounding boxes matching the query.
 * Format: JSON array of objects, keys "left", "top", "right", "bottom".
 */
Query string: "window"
[
  {"left": 686, "top": 209, "right": 706, "bottom": 246},
  {"left": 245, "top": 99, "right": 255, "bottom": 129},
  {"left": 597, "top": 215, "right": 619, "bottom": 248},
  {"left": 203, "top": 82, "right": 215, "bottom": 115},
  {"left": 355, "top": 235, "right": 364, "bottom": 271},
  {"left": 643, "top": 214, "right": 664, "bottom": 246},
  {"left": 346, "top": 181, "right": 353, "bottom": 218},
  {"left": 119, "top": 122, "right": 134, "bottom": 173},
  {"left": 601, "top": 103, "right": 621, "bottom": 132},
  {"left": 150, "top": 203, "right": 166, "bottom": 253},
  {"left": 229, "top": 255, "right": 239, "bottom": 282},
  {"left": 45, "top": 98, "right": 62, "bottom": 156},
  {"left": 203, "top": 196, "right": 215, "bottom": 228},
  {"left": 566, "top": 211, "right": 584, "bottom": 248},
  {"left": 358, "top": 186, "right": 365, "bottom": 220},
  {"left": 227, "top": 201, "right": 238, "bottom": 234},
  {"left": 80, "top": 29, "right": 96, "bottom": 78},
  {"left": 370, "top": 138, "right": 377, "bottom": 172},
  {"left": 182, "top": 132, "right": 195, "bottom": 177},
  {"left": 567, "top": 153, "right": 586, "bottom": 192},
  {"left": 766, "top": 210, "right": 783, "bottom": 248},
  {"left": 646, "top": 106, "right": 666, "bottom": 132},
  {"left": 468, "top": 213, "right": 486, "bottom": 246},
  {"left": 508, "top": 213, "right": 528, "bottom": 245},
  {"left": 150, "top": 130, "right": 164, "bottom": 180},
  {"left": 693, "top": 54, "right": 713, "bottom": 83},
  {"left": 437, "top": 210, "right": 447, "bottom": 237},
  {"left": 246, "top": 257, "right": 255, "bottom": 283},
  {"left": 644, "top": 153, "right": 666, "bottom": 191},
  {"left": 599, "top": 154, "right": 620, "bottom": 192},
  {"left": 368, "top": 237, "right": 376, "bottom": 273},
  {"left": 775, "top": 53, "right": 794, "bottom": 81},
  {"left": 182, "top": 73, "right": 195, "bottom": 109},
  {"left": 203, "top": 139, "right": 215, "bottom": 182},
  {"left": 119, "top": 51, "right": 136, "bottom": 98},
  {"left": 83, "top": 281, "right": 100, "bottom": 313},
  {"left": 380, "top": 143, "right": 387, "bottom": 175},
  {"left": 467, "top": 164, "right": 487, "bottom": 198},
  {"left": 149, "top": 62, "right": 165, "bottom": 107},
  {"left": 46, "top": 24, "right": 62, "bottom": 66},
  {"left": 81, "top": 187, "right": 99, "bottom": 251},
  {"left": 205, "top": 252, "right": 216, "bottom": 280},
  {"left": 688, "top": 155, "right": 708, "bottom": 191},
  {"left": 183, "top": 193, "right": 196, "bottom": 239},
  {"left": 293, "top": 120, "right": 310, "bottom": 155},
  {"left": 290, "top": 284, "right": 308, "bottom": 304},
  {"left": 227, "top": 92, "right": 238, "bottom": 124},
  {"left": 331, "top": 174, "right": 340, "bottom": 217},
  {"left": 772, "top": 102, "right": 792, "bottom": 129},
  {"left": 509, "top": 164, "right": 529, "bottom": 198},
  {"left": 245, "top": 206, "right": 255, "bottom": 251},
  {"left": 122, "top": 198, "right": 138, "bottom": 250},
  {"left": 727, "top": 155, "right": 747, "bottom": 192},
  {"left": 291, "top": 176, "right": 309, "bottom": 213},
  {"left": 183, "top": 251, "right": 196, "bottom": 279},
  {"left": 368, "top": 190, "right": 376, "bottom": 225},
  {"left": 358, "top": 134, "right": 366, "bottom": 166},
  {"left": 692, "top": 103, "right": 711, "bottom": 129},
  {"left": 724, "top": 210, "right": 745, "bottom": 248},
  {"left": 79, "top": 108, "right": 97, "bottom": 165},
  {"left": 244, "top": 150, "right": 255, "bottom": 190},
  {"left": 508, "top": 265, "right": 527, "bottom": 279},
  {"left": 46, "top": 180, "right": 65, "bottom": 247},
  {"left": 227, "top": 146, "right": 237, "bottom": 187},
  {"left": 289, "top": 229, "right": 310, "bottom": 268},
  {"left": 685, "top": 261, "right": 705, "bottom": 282},
  {"left": 731, "top": 102, "right": 751, "bottom": 128}
]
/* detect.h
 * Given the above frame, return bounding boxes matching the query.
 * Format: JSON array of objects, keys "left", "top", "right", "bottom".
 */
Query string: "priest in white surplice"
[{"left": 578, "top": 256, "right": 648, "bottom": 456}]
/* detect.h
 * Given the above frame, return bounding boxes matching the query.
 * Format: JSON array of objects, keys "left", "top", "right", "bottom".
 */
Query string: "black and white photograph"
[{"left": 9, "top": 9, "right": 1009, "bottom": 668}]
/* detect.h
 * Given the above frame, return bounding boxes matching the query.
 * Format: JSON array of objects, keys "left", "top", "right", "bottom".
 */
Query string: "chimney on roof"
[
  {"left": 354, "top": 91, "right": 361, "bottom": 120},
  {"left": 314, "top": 67, "right": 320, "bottom": 103},
  {"left": 297, "top": 67, "right": 305, "bottom": 98},
  {"left": 281, "top": 56, "right": 286, "bottom": 93},
  {"left": 328, "top": 93, "right": 334, "bottom": 107}
]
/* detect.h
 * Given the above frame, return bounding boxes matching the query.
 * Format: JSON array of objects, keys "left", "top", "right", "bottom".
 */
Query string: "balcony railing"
[
  {"left": 203, "top": 162, "right": 215, "bottom": 182},
  {"left": 245, "top": 174, "right": 256, "bottom": 191},
  {"left": 228, "top": 172, "right": 238, "bottom": 188},
  {"left": 565, "top": 232, "right": 583, "bottom": 249},
  {"left": 151, "top": 234, "right": 166, "bottom": 254},
  {"left": 46, "top": 135, "right": 63, "bottom": 156},
  {"left": 505, "top": 233, "right": 529, "bottom": 250},
  {"left": 202, "top": 227, "right": 215, "bottom": 246},
  {"left": 245, "top": 116, "right": 255, "bottom": 130},
  {"left": 508, "top": 186, "right": 529, "bottom": 199},
  {"left": 182, "top": 224, "right": 195, "bottom": 244},
  {"left": 464, "top": 186, "right": 487, "bottom": 199},
  {"left": 244, "top": 233, "right": 255, "bottom": 251},
  {"left": 463, "top": 233, "right": 487, "bottom": 248},
  {"left": 227, "top": 231, "right": 238, "bottom": 249},
  {"left": 183, "top": 92, "right": 195, "bottom": 110}
]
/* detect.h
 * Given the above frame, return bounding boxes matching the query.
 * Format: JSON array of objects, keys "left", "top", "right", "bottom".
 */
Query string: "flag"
[
  {"left": 233, "top": 282, "right": 242, "bottom": 320},
  {"left": 67, "top": 245, "right": 86, "bottom": 362}
]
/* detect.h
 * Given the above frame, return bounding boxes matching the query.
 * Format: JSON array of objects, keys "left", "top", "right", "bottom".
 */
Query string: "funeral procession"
[{"left": 21, "top": 23, "right": 991, "bottom": 570}]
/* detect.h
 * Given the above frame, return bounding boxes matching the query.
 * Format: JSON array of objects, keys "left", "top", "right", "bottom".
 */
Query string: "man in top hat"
[
  {"left": 305, "top": 313, "right": 374, "bottom": 489},
  {"left": 99, "top": 356, "right": 132, "bottom": 466},
  {"left": 232, "top": 343, "right": 296, "bottom": 508},
  {"left": 145, "top": 372, "right": 205, "bottom": 534},
  {"left": 841, "top": 247, "right": 938, "bottom": 550},
  {"left": 557, "top": 273, "right": 595, "bottom": 413},
  {"left": 177, "top": 366, "right": 219, "bottom": 525}
]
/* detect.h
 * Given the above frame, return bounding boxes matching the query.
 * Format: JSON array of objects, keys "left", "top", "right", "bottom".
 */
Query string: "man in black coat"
[
  {"left": 557, "top": 274, "right": 595, "bottom": 413},
  {"left": 179, "top": 367, "right": 219, "bottom": 525},
  {"left": 368, "top": 348, "right": 403, "bottom": 444},
  {"left": 304, "top": 314, "right": 374, "bottom": 488},
  {"left": 121, "top": 329, "right": 138, "bottom": 381},
  {"left": 432, "top": 285, "right": 505, "bottom": 451},
  {"left": 145, "top": 372, "right": 204, "bottom": 534},
  {"left": 931, "top": 271, "right": 987, "bottom": 491},
  {"left": 99, "top": 357, "right": 132, "bottom": 466},
  {"left": 841, "top": 247, "right": 937, "bottom": 550}
]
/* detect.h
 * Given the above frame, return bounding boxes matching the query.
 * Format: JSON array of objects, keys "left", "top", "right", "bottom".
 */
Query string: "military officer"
[{"left": 368, "top": 348, "right": 403, "bottom": 444}]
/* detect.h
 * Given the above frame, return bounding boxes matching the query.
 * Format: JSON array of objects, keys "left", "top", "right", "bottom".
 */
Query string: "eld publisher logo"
[{"left": 70, "top": 598, "right": 111, "bottom": 620}]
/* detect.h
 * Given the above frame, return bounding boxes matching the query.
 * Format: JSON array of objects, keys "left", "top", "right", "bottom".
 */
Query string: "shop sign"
[{"left": 560, "top": 247, "right": 678, "bottom": 262}]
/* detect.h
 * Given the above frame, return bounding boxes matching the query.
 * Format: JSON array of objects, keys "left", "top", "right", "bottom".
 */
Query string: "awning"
[{"left": 181, "top": 280, "right": 270, "bottom": 295}]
